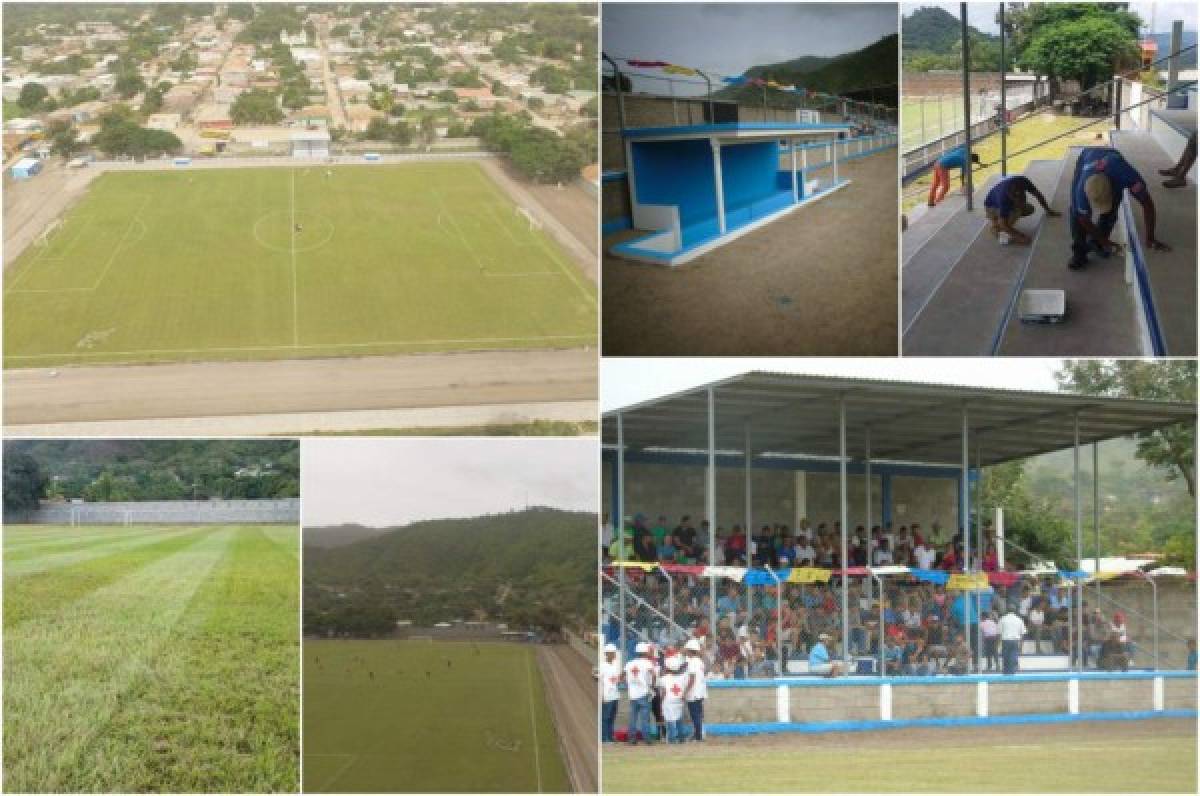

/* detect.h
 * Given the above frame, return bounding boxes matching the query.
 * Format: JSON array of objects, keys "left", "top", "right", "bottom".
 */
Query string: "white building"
[{"left": 290, "top": 129, "right": 330, "bottom": 158}]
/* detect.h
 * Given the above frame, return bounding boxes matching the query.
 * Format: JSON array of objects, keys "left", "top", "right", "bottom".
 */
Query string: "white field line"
[
  {"left": 4, "top": 334, "right": 595, "bottom": 361},
  {"left": 4, "top": 526, "right": 194, "bottom": 577},
  {"left": 86, "top": 197, "right": 151, "bottom": 291},
  {"left": 433, "top": 188, "right": 491, "bottom": 273},
  {"left": 4, "top": 526, "right": 163, "bottom": 556},
  {"left": 311, "top": 753, "right": 360, "bottom": 792},
  {"left": 291, "top": 169, "right": 299, "bottom": 346},
  {"left": 2, "top": 527, "right": 233, "bottom": 791},
  {"left": 526, "top": 649, "right": 544, "bottom": 794}
]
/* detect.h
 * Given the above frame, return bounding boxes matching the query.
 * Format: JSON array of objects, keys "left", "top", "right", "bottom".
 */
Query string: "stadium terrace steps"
[
  {"left": 1109, "top": 129, "right": 1197, "bottom": 356},
  {"left": 901, "top": 177, "right": 997, "bottom": 333},
  {"left": 996, "top": 148, "right": 1142, "bottom": 356},
  {"left": 901, "top": 191, "right": 969, "bottom": 262},
  {"left": 903, "top": 161, "right": 1061, "bottom": 355}
]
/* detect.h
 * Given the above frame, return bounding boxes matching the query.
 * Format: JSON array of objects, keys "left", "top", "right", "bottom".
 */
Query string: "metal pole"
[
  {"left": 660, "top": 564, "right": 675, "bottom": 640},
  {"left": 1150, "top": 577, "right": 1159, "bottom": 671},
  {"left": 976, "top": 436, "right": 983, "bottom": 669},
  {"left": 1074, "top": 412, "right": 1083, "bottom": 673},
  {"left": 866, "top": 427, "right": 873, "bottom": 606},
  {"left": 960, "top": 2, "right": 974, "bottom": 211},
  {"left": 876, "top": 573, "right": 886, "bottom": 677},
  {"left": 1113, "top": 76, "right": 1122, "bottom": 130},
  {"left": 999, "top": 3, "right": 1007, "bottom": 176},
  {"left": 1167, "top": 20, "right": 1183, "bottom": 108},
  {"left": 961, "top": 402, "right": 971, "bottom": 665},
  {"left": 839, "top": 395, "right": 849, "bottom": 665},
  {"left": 707, "top": 388, "right": 718, "bottom": 642},
  {"left": 617, "top": 412, "right": 627, "bottom": 656},
  {"left": 767, "top": 566, "right": 783, "bottom": 675},
  {"left": 1093, "top": 442, "right": 1101, "bottom": 605},
  {"left": 745, "top": 424, "right": 752, "bottom": 566}
]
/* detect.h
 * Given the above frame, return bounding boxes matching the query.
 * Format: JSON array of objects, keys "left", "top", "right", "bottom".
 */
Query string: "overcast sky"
[
  {"left": 603, "top": 2, "right": 897, "bottom": 76},
  {"left": 603, "top": 358, "right": 1068, "bottom": 411},
  {"left": 901, "top": 2, "right": 1197, "bottom": 34},
  {"left": 302, "top": 439, "right": 596, "bottom": 528}
]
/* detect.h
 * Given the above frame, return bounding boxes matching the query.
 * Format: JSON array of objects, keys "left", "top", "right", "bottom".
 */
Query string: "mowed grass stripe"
[
  {"left": 3, "top": 527, "right": 234, "bottom": 793},
  {"left": 260, "top": 524, "right": 300, "bottom": 559},
  {"left": 68, "top": 526, "right": 300, "bottom": 793},
  {"left": 303, "top": 640, "right": 569, "bottom": 793},
  {"left": 4, "top": 524, "right": 197, "bottom": 577},
  {"left": 4, "top": 526, "right": 211, "bottom": 630},
  {"left": 4, "top": 525, "right": 174, "bottom": 560}
]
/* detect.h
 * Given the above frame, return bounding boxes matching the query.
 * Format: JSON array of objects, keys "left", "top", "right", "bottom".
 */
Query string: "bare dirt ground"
[
  {"left": 537, "top": 645, "right": 598, "bottom": 793},
  {"left": 602, "top": 151, "right": 898, "bottom": 355},
  {"left": 3, "top": 348, "right": 596, "bottom": 429},
  {"left": 3, "top": 160, "right": 97, "bottom": 267},
  {"left": 479, "top": 158, "right": 598, "bottom": 282}
]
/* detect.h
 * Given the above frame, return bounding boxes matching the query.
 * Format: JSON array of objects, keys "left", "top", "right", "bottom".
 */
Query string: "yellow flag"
[
  {"left": 662, "top": 64, "right": 697, "bottom": 76},
  {"left": 946, "top": 573, "right": 989, "bottom": 591},
  {"left": 787, "top": 567, "right": 832, "bottom": 584},
  {"left": 613, "top": 560, "right": 659, "bottom": 572}
]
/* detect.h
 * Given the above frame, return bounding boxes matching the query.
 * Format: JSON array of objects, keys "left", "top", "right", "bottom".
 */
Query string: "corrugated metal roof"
[{"left": 601, "top": 371, "right": 1195, "bottom": 467}]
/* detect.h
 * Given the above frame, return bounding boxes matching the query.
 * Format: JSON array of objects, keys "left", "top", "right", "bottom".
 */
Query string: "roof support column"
[
  {"left": 999, "top": 2, "right": 1007, "bottom": 176},
  {"left": 960, "top": 2, "right": 974, "bottom": 211},
  {"left": 707, "top": 387, "right": 717, "bottom": 641},
  {"left": 616, "top": 412, "right": 626, "bottom": 656},
  {"left": 1093, "top": 441, "right": 1101, "bottom": 604},
  {"left": 839, "top": 394, "right": 849, "bottom": 666},
  {"left": 1074, "top": 412, "right": 1083, "bottom": 672},
  {"left": 710, "top": 137, "right": 726, "bottom": 235},
  {"left": 975, "top": 436, "right": 984, "bottom": 670},
  {"left": 961, "top": 402, "right": 971, "bottom": 666},
  {"left": 744, "top": 424, "right": 752, "bottom": 564},
  {"left": 790, "top": 138, "right": 799, "bottom": 202},
  {"left": 865, "top": 426, "right": 873, "bottom": 610},
  {"left": 832, "top": 135, "right": 839, "bottom": 185}
]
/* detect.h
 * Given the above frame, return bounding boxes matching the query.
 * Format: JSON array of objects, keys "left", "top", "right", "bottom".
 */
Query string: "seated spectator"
[
  {"left": 1099, "top": 631, "right": 1129, "bottom": 671},
  {"left": 725, "top": 525, "right": 747, "bottom": 565},
  {"left": 808, "top": 632, "right": 844, "bottom": 677},
  {"left": 938, "top": 542, "right": 958, "bottom": 570},
  {"left": 882, "top": 636, "right": 904, "bottom": 675},
  {"left": 945, "top": 633, "right": 971, "bottom": 674},
  {"left": 673, "top": 516, "right": 700, "bottom": 560},
  {"left": 632, "top": 514, "right": 658, "bottom": 561},
  {"left": 911, "top": 523, "right": 926, "bottom": 548},
  {"left": 903, "top": 635, "right": 937, "bottom": 676},
  {"left": 794, "top": 533, "right": 816, "bottom": 567},
  {"left": 913, "top": 538, "right": 936, "bottom": 570},
  {"left": 981, "top": 543, "right": 998, "bottom": 572},
  {"left": 716, "top": 585, "right": 740, "bottom": 619},
  {"left": 1028, "top": 599, "right": 1048, "bottom": 654},
  {"left": 872, "top": 538, "right": 894, "bottom": 566},
  {"left": 651, "top": 515, "right": 670, "bottom": 554}
]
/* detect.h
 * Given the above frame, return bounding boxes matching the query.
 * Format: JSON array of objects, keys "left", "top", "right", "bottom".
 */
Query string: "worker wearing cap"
[
  {"left": 928, "top": 146, "right": 982, "bottom": 206},
  {"left": 683, "top": 638, "right": 707, "bottom": 742},
  {"left": 1069, "top": 146, "right": 1171, "bottom": 270},
  {"left": 623, "top": 642, "right": 657, "bottom": 744},
  {"left": 600, "top": 643, "right": 622, "bottom": 743}
]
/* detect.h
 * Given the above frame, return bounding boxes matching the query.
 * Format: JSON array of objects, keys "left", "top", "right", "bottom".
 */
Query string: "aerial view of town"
[{"left": 2, "top": 2, "right": 599, "bottom": 436}]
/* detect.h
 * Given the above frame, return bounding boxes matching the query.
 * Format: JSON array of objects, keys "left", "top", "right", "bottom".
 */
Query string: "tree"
[
  {"left": 419, "top": 115, "right": 437, "bottom": 147},
  {"left": 115, "top": 71, "right": 146, "bottom": 99},
  {"left": 1056, "top": 360, "right": 1196, "bottom": 497},
  {"left": 141, "top": 85, "right": 164, "bottom": 116},
  {"left": 3, "top": 452, "right": 44, "bottom": 514},
  {"left": 17, "top": 81, "right": 47, "bottom": 111},
  {"left": 1020, "top": 15, "right": 1140, "bottom": 91},
  {"left": 48, "top": 121, "right": 81, "bottom": 161},
  {"left": 231, "top": 88, "right": 283, "bottom": 125},
  {"left": 364, "top": 116, "right": 392, "bottom": 141},
  {"left": 436, "top": 89, "right": 458, "bottom": 103},
  {"left": 388, "top": 120, "right": 412, "bottom": 146}
]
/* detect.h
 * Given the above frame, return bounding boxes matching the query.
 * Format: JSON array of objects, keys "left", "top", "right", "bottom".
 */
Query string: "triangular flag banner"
[
  {"left": 612, "top": 560, "right": 660, "bottom": 572},
  {"left": 910, "top": 568, "right": 949, "bottom": 585},
  {"left": 662, "top": 563, "right": 706, "bottom": 576},
  {"left": 946, "top": 572, "right": 990, "bottom": 591},
  {"left": 626, "top": 59, "right": 669, "bottom": 68},
  {"left": 662, "top": 64, "right": 697, "bottom": 76},
  {"left": 787, "top": 567, "right": 833, "bottom": 584},
  {"left": 702, "top": 566, "right": 747, "bottom": 582}
]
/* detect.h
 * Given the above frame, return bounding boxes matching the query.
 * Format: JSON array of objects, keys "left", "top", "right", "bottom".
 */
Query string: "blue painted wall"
[
  {"left": 630, "top": 139, "right": 716, "bottom": 228},
  {"left": 720, "top": 140, "right": 783, "bottom": 212}
]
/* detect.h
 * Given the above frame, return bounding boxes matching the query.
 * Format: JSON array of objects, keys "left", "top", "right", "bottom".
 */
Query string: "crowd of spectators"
[{"left": 603, "top": 511, "right": 1151, "bottom": 677}]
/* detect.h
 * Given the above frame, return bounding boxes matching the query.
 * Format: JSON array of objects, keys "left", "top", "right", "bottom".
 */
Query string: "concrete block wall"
[
  {"left": 890, "top": 476, "right": 959, "bottom": 538},
  {"left": 989, "top": 680, "right": 1068, "bottom": 715},
  {"left": 891, "top": 683, "right": 975, "bottom": 719},
  {"left": 791, "top": 684, "right": 878, "bottom": 722},
  {"left": 15, "top": 498, "right": 300, "bottom": 525},
  {"left": 1078, "top": 678, "right": 1152, "bottom": 713},
  {"left": 1165, "top": 677, "right": 1197, "bottom": 709},
  {"left": 707, "top": 686, "right": 777, "bottom": 723}
]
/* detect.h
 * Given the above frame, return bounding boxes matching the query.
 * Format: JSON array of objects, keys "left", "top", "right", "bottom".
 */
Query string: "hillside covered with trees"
[{"left": 303, "top": 507, "right": 596, "bottom": 638}]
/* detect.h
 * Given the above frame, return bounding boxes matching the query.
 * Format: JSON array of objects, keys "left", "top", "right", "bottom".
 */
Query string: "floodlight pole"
[
  {"left": 1074, "top": 412, "right": 1083, "bottom": 672},
  {"left": 617, "top": 412, "right": 627, "bottom": 656},
  {"left": 999, "top": 3, "right": 1007, "bottom": 176},
  {"left": 960, "top": 3, "right": 974, "bottom": 211},
  {"left": 839, "top": 394, "right": 849, "bottom": 666},
  {"left": 707, "top": 387, "right": 717, "bottom": 643}
]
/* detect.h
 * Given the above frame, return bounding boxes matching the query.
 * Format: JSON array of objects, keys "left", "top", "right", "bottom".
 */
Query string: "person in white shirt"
[
  {"left": 872, "top": 539, "right": 894, "bottom": 566},
  {"left": 979, "top": 612, "right": 1000, "bottom": 671},
  {"left": 914, "top": 542, "right": 936, "bottom": 570},
  {"left": 1028, "top": 601, "right": 1048, "bottom": 654},
  {"left": 600, "top": 643, "right": 622, "bottom": 742},
  {"left": 658, "top": 655, "right": 690, "bottom": 743},
  {"left": 794, "top": 536, "right": 816, "bottom": 567},
  {"left": 624, "top": 642, "right": 657, "bottom": 744},
  {"left": 683, "top": 638, "right": 707, "bottom": 741},
  {"left": 998, "top": 608, "right": 1027, "bottom": 675}
]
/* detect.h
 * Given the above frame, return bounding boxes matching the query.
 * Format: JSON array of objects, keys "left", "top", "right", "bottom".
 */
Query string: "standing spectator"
[
  {"left": 600, "top": 644, "right": 621, "bottom": 742},
  {"left": 939, "top": 542, "right": 958, "bottom": 570},
  {"left": 1186, "top": 639, "right": 1197, "bottom": 671},
  {"left": 651, "top": 516, "right": 670, "bottom": 558},
  {"left": 981, "top": 543, "right": 998, "bottom": 572},
  {"left": 631, "top": 514, "right": 657, "bottom": 562},
  {"left": 980, "top": 611, "right": 1000, "bottom": 672},
  {"left": 1099, "top": 631, "right": 1130, "bottom": 671},
  {"left": 624, "top": 643, "right": 657, "bottom": 744},
  {"left": 873, "top": 538, "right": 894, "bottom": 566},
  {"left": 999, "top": 606, "right": 1027, "bottom": 675},
  {"left": 794, "top": 532, "right": 816, "bottom": 566},
  {"left": 674, "top": 516, "right": 699, "bottom": 561},
  {"left": 1028, "top": 599, "right": 1048, "bottom": 654},
  {"left": 725, "top": 524, "right": 747, "bottom": 565},
  {"left": 683, "top": 639, "right": 707, "bottom": 741}
]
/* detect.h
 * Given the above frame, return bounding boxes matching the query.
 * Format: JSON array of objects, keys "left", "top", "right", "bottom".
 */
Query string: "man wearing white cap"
[
  {"left": 809, "top": 632, "right": 844, "bottom": 677},
  {"left": 624, "top": 641, "right": 657, "bottom": 744},
  {"left": 683, "top": 638, "right": 707, "bottom": 742},
  {"left": 1068, "top": 146, "right": 1170, "bottom": 270},
  {"left": 658, "top": 654, "right": 690, "bottom": 743},
  {"left": 600, "top": 643, "right": 622, "bottom": 743}
]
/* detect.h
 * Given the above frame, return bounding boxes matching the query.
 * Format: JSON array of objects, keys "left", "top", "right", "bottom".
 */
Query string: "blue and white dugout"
[{"left": 613, "top": 121, "right": 857, "bottom": 266}]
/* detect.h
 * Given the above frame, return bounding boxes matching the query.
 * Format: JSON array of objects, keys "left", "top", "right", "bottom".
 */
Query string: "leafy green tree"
[
  {"left": 1020, "top": 15, "right": 1139, "bottom": 91},
  {"left": 115, "top": 71, "right": 146, "bottom": 99},
  {"left": 3, "top": 453, "right": 44, "bottom": 514},
  {"left": 141, "top": 85, "right": 164, "bottom": 116},
  {"left": 231, "top": 88, "right": 283, "bottom": 125},
  {"left": 364, "top": 116, "right": 392, "bottom": 141},
  {"left": 388, "top": 120, "right": 412, "bottom": 146},
  {"left": 17, "top": 81, "right": 47, "bottom": 111},
  {"left": 48, "top": 121, "right": 81, "bottom": 161},
  {"left": 1056, "top": 360, "right": 1195, "bottom": 496},
  {"left": 419, "top": 114, "right": 437, "bottom": 146},
  {"left": 436, "top": 89, "right": 458, "bottom": 103}
]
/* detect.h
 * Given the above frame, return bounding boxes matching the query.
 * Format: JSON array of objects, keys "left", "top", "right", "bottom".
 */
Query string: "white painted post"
[
  {"left": 790, "top": 138, "right": 798, "bottom": 202},
  {"left": 710, "top": 138, "right": 726, "bottom": 235},
  {"left": 832, "top": 138, "right": 839, "bottom": 184},
  {"left": 976, "top": 680, "right": 989, "bottom": 717},
  {"left": 1153, "top": 676, "right": 1165, "bottom": 711},
  {"left": 880, "top": 682, "right": 893, "bottom": 721},
  {"left": 776, "top": 684, "right": 791, "bottom": 722},
  {"left": 1067, "top": 678, "right": 1080, "bottom": 714}
]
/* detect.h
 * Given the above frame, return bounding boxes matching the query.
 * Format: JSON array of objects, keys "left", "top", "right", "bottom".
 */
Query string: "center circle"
[{"left": 253, "top": 210, "right": 335, "bottom": 254}]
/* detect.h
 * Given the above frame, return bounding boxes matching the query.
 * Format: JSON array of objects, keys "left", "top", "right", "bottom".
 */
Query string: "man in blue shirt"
[
  {"left": 983, "top": 174, "right": 1059, "bottom": 245},
  {"left": 929, "top": 146, "right": 982, "bottom": 206},
  {"left": 1069, "top": 146, "right": 1171, "bottom": 269},
  {"left": 808, "top": 632, "right": 843, "bottom": 678}
]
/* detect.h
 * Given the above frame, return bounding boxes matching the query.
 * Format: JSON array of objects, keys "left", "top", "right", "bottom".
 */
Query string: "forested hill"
[
  {"left": 303, "top": 507, "right": 597, "bottom": 636},
  {"left": 304, "top": 525, "right": 388, "bottom": 548},
  {"left": 718, "top": 34, "right": 898, "bottom": 107},
  {"left": 902, "top": 6, "right": 995, "bottom": 54}
]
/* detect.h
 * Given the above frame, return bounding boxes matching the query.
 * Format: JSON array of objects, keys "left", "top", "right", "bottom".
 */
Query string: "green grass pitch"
[
  {"left": 303, "top": 639, "right": 569, "bottom": 793},
  {"left": 2, "top": 525, "right": 299, "bottom": 793},
  {"left": 3, "top": 161, "right": 597, "bottom": 368}
]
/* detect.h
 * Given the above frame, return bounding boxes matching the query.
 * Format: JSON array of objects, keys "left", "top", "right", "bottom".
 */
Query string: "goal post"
[
  {"left": 36, "top": 219, "right": 63, "bottom": 247},
  {"left": 515, "top": 205, "right": 542, "bottom": 232}
]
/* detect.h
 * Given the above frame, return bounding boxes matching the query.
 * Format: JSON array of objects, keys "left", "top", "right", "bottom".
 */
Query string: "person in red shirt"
[
  {"left": 939, "top": 543, "right": 958, "bottom": 570},
  {"left": 981, "top": 542, "right": 998, "bottom": 572},
  {"left": 725, "top": 524, "right": 747, "bottom": 566}
]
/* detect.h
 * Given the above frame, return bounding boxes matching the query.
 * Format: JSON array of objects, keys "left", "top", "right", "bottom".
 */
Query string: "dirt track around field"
[
  {"left": 3, "top": 348, "right": 596, "bottom": 430},
  {"left": 537, "top": 645, "right": 598, "bottom": 793},
  {"left": 602, "top": 151, "right": 898, "bottom": 355}
]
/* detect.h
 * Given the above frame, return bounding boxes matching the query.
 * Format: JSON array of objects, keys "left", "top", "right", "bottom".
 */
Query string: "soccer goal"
[
  {"left": 515, "top": 206, "right": 543, "bottom": 232},
  {"left": 35, "top": 219, "right": 63, "bottom": 248}
]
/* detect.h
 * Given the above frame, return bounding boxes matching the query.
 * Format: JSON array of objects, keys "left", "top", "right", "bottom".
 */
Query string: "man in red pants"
[{"left": 928, "top": 146, "right": 982, "bottom": 206}]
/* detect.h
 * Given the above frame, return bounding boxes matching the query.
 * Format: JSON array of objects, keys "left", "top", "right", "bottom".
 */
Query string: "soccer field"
[
  {"left": 303, "top": 639, "right": 569, "bottom": 793},
  {"left": 602, "top": 718, "right": 1198, "bottom": 792},
  {"left": 3, "top": 161, "right": 597, "bottom": 368},
  {"left": 2, "top": 524, "right": 300, "bottom": 793}
]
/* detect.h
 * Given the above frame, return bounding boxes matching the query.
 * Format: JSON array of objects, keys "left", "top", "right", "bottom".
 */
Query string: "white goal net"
[
  {"left": 516, "top": 206, "right": 542, "bottom": 232},
  {"left": 36, "top": 219, "right": 63, "bottom": 247}
]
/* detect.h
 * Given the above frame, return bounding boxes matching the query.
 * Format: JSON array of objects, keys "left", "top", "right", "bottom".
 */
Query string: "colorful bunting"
[
  {"left": 787, "top": 567, "right": 833, "bottom": 584},
  {"left": 946, "top": 572, "right": 990, "bottom": 591}
]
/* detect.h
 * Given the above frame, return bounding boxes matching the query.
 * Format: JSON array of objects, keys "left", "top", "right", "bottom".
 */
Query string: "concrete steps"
[
  {"left": 903, "top": 160, "right": 1061, "bottom": 355},
  {"left": 995, "top": 148, "right": 1144, "bottom": 356},
  {"left": 1109, "top": 129, "right": 1196, "bottom": 356}
]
